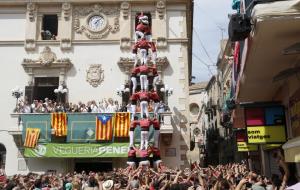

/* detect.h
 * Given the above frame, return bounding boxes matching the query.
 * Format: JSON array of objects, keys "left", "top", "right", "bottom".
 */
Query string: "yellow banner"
[
  {"left": 237, "top": 142, "right": 258, "bottom": 152},
  {"left": 262, "top": 144, "right": 281, "bottom": 150},
  {"left": 247, "top": 126, "right": 286, "bottom": 144}
]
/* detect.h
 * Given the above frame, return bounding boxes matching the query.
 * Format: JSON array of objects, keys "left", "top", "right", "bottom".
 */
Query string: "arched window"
[{"left": 0, "top": 144, "right": 6, "bottom": 169}]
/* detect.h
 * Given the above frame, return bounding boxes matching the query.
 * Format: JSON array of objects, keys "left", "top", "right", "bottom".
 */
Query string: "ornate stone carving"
[
  {"left": 27, "top": 3, "right": 36, "bottom": 22},
  {"left": 120, "top": 2, "right": 130, "bottom": 19},
  {"left": 23, "top": 46, "right": 72, "bottom": 67},
  {"left": 24, "top": 39, "right": 36, "bottom": 51},
  {"left": 156, "top": 37, "right": 167, "bottom": 49},
  {"left": 38, "top": 47, "right": 57, "bottom": 65},
  {"left": 22, "top": 49, "right": 72, "bottom": 86},
  {"left": 73, "top": 4, "right": 120, "bottom": 39},
  {"left": 60, "top": 38, "right": 72, "bottom": 50},
  {"left": 156, "top": 0, "right": 166, "bottom": 20},
  {"left": 62, "top": 3, "right": 72, "bottom": 20},
  {"left": 86, "top": 64, "right": 104, "bottom": 87},
  {"left": 120, "top": 37, "right": 131, "bottom": 49}
]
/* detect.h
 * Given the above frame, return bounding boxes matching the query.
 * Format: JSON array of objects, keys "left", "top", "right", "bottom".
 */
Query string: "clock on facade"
[{"left": 88, "top": 15, "right": 105, "bottom": 32}]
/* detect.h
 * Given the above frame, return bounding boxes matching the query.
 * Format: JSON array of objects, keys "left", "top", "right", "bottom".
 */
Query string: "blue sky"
[{"left": 192, "top": 0, "right": 233, "bottom": 83}]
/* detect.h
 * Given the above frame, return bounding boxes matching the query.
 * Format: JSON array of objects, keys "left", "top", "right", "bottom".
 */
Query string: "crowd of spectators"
[
  {"left": 14, "top": 98, "right": 169, "bottom": 115},
  {"left": 0, "top": 149, "right": 299, "bottom": 190}
]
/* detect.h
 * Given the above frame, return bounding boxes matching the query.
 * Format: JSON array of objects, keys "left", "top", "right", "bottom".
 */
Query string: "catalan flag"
[
  {"left": 24, "top": 128, "right": 40, "bottom": 148},
  {"left": 114, "top": 112, "right": 130, "bottom": 137},
  {"left": 51, "top": 112, "right": 67, "bottom": 136},
  {"left": 96, "top": 114, "right": 113, "bottom": 140}
]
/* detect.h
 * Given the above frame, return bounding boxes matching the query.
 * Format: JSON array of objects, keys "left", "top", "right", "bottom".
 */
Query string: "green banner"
[{"left": 24, "top": 143, "right": 129, "bottom": 158}]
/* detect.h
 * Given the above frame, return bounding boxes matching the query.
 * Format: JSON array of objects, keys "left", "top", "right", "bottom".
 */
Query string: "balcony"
[{"left": 9, "top": 112, "right": 173, "bottom": 143}]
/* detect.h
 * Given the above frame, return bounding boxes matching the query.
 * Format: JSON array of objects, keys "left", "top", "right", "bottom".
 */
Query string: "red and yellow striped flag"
[
  {"left": 51, "top": 112, "right": 67, "bottom": 136},
  {"left": 114, "top": 112, "right": 130, "bottom": 137},
  {"left": 24, "top": 128, "right": 40, "bottom": 148},
  {"left": 96, "top": 114, "right": 113, "bottom": 140}
]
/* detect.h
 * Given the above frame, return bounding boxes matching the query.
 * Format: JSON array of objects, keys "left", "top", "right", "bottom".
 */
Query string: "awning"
[
  {"left": 282, "top": 136, "right": 300, "bottom": 162},
  {"left": 237, "top": 0, "right": 300, "bottom": 102},
  {"left": 252, "top": 0, "right": 300, "bottom": 19}
]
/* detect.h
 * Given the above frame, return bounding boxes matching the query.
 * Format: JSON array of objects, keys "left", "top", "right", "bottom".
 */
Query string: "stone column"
[
  {"left": 25, "top": 3, "right": 38, "bottom": 51},
  {"left": 120, "top": 2, "right": 131, "bottom": 50},
  {"left": 60, "top": 3, "right": 72, "bottom": 50}
]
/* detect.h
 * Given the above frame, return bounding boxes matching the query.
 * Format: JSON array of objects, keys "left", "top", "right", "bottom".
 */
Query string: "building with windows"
[{"left": 0, "top": 0, "right": 193, "bottom": 175}]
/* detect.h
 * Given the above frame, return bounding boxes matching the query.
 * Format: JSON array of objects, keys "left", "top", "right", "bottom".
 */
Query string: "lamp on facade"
[
  {"left": 54, "top": 85, "right": 67, "bottom": 103},
  {"left": 160, "top": 85, "right": 173, "bottom": 105},
  {"left": 11, "top": 86, "right": 23, "bottom": 112},
  {"left": 116, "top": 85, "right": 130, "bottom": 97},
  {"left": 160, "top": 85, "right": 173, "bottom": 96}
]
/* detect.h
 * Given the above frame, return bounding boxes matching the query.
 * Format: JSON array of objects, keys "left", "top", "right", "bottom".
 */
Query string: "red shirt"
[
  {"left": 152, "top": 118, "right": 160, "bottom": 130},
  {"left": 152, "top": 148, "right": 161, "bottom": 157},
  {"left": 150, "top": 91, "right": 160, "bottom": 101},
  {"left": 130, "top": 93, "right": 139, "bottom": 101},
  {"left": 139, "top": 65, "right": 149, "bottom": 74},
  {"left": 138, "top": 91, "right": 149, "bottom": 101},
  {"left": 136, "top": 23, "right": 151, "bottom": 34},
  {"left": 139, "top": 118, "right": 152, "bottom": 128},
  {"left": 130, "top": 120, "right": 139, "bottom": 129},
  {"left": 131, "top": 67, "right": 140, "bottom": 76},
  {"left": 128, "top": 149, "right": 136, "bottom": 157}
]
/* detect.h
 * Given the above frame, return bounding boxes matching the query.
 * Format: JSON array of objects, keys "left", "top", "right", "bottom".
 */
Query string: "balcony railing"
[{"left": 10, "top": 112, "right": 174, "bottom": 143}]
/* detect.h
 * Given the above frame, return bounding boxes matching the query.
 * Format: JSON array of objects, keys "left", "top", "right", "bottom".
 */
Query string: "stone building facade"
[{"left": 0, "top": 0, "right": 193, "bottom": 175}]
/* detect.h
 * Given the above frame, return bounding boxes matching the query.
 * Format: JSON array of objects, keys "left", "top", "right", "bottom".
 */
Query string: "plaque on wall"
[{"left": 165, "top": 148, "right": 176, "bottom": 157}]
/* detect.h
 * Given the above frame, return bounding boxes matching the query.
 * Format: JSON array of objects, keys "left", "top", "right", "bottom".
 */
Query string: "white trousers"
[
  {"left": 131, "top": 77, "right": 137, "bottom": 93},
  {"left": 129, "top": 131, "right": 135, "bottom": 147},
  {"left": 140, "top": 101, "right": 149, "bottom": 118},
  {"left": 154, "top": 129, "right": 160, "bottom": 148},
  {"left": 133, "top": 53, "right": 138, "bottom": 67},
  {"left": 140, "top": 75, "right": 148, "bottom": 91},
  {"left": 140, "top": 49, "right": 148, "bottom": 65},
  {"left": 152, "top": 51, "right": 157, "bottom": 65},
  {"left": 152, "top": 76, "right": 159, "bottom": 91},
  {"left": 139, "top": 160, "right": 150, "bottom": 167},
  {"left": 140, "top": 131, "right": 149, "bottom": 150},
  {"left": 154, "top": 102, "right": 159, "bottom": 117},
  {"left": 153, "top": 160, "right": 162, "bottom": 170},
  {"left": 130, "top": 104, "right": 136, "bottom": 121},
  {"left": 127, "top": 161, "right": 136, "bottom": 169}
]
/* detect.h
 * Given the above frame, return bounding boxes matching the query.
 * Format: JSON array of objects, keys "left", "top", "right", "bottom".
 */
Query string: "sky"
[{"left": 192, "top": 0, "right": 233, "bottom": 83}]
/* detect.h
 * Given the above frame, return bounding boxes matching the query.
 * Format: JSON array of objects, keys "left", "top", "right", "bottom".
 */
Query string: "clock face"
[{"left": 88, "top": 15, "right": 105, "bottom": 31}]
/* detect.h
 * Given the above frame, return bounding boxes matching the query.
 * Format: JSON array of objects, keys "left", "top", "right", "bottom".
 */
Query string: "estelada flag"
[
  {"left": 114, "top": 112, "right": 130, "bottom": 137},
  {"left": 51, "top": 112, "right": 67, "bottom": 136},
  {"left": 96, "top": 114, "right": 113, "bottom": 140},
  {"left": 24, "top": 128, "right": 40, "bottom": 148}
]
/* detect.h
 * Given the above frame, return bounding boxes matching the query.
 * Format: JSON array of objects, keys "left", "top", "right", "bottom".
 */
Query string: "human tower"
[{"left": 126, "top": 13, "right": 163, "bottom": 170}]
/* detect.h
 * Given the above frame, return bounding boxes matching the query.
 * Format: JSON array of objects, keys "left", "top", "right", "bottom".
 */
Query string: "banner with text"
[
  {"left": 245, "top": 106, "right": 287, "bottom": 144},
  {"left": 24, "top": 143, "right": 129, "bottom": 158},
  {"left": 237, "top": 142, "right": 258, "bottom": 152},
  {"left": 247, "top": 126, "right": 286, "bottom": 144}
]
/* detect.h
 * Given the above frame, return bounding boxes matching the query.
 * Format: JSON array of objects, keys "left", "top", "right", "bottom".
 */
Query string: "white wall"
[
  {"left": 168, "top": 11, "right": 184, "bottom": 38},
  {"left": 0, "top": 14, "right": 26, "bottom": 40}
]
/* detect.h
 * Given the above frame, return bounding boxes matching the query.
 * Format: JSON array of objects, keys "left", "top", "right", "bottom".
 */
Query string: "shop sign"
[
  {"left": 237, "top": 142, "right": 258, "bottom": 152},
  {"left": 247, "top": 126, "right": 286, "bottom": 144},
  {"left": 236, "top": 130, "right": 258, "bottom": 152},
  {"left": 244, "top": 106, "right": 287, "bottom": 144},
  {"left": 24, "top": 143, "right": 129, "bottom": 158}
]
